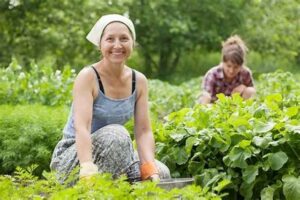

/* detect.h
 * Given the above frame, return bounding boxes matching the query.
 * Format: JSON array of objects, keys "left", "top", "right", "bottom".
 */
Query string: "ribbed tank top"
[{"left": 63, "top": 67, "right": 136, "bottom": 138}]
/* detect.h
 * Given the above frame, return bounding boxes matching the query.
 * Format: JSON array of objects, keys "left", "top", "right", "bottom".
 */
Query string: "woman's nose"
[{"left": 113, "top": 40, "right": 122, "bottom": 48}]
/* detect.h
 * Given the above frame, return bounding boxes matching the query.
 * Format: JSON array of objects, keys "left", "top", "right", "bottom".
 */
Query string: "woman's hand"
[
  {"left": 79, "top": 161, "right": 98, "bottom": 179},
  {"left": 198, "top": 92, "right": 212, "bottom": 104},
  {"left": 232, "top": 84, "right": 247, "bottom": 95}
]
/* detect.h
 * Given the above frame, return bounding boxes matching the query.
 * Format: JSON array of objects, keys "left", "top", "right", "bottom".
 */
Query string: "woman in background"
[{"left": 199, "top": 35, "right": 256, "bottom": 104}]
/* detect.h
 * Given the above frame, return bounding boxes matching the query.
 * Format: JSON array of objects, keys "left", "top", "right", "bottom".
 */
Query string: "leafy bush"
[
  {"left": 173, "top": 50, "right": 220, "bottom": 83},
  {"left": 0, "top": 105, "right": 68, "bottom": 176},
  {"left": 149, "top": 78, "right": 200, "bottom": 120},
  {"left": 155, "top": 94, "right": 300, "bottom": 199},
  {"left": 247, "top": 52, "right": 297, "bottom": 77},
  {"left": 0, "top": 58, "right": 76, "bottom": 106},
  {"left": 256, "top": 70, "right": 300, "bottom": 106}
]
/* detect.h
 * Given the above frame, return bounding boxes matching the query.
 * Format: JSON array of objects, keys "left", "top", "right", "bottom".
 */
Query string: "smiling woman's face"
[
  {"left": 222, "top": 60, "right": 241, "bottom": 81},
  {"left": 100, "top": 22, "right": 134, "bottom": 64}
]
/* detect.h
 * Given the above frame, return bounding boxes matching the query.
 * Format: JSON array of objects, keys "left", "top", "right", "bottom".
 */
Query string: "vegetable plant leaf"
[
  {"left": 172, "top": 147, "right": 189, "bottom": 165},
  {"left": 228, "top": 147, "right": 251, "bottom": 168},
  {"left": 243, "top": 165, "right": 259, "bottom": 184},
  {"left": 252, "top": 135, "right": 272, "bottom": 149},
  {"left": 185, "top": 136, "right": 198, "bottom": 155},
  {"left": 169, "top": 131, "right": 186, "bottom": 142},
  {"left": 268, "top": 151, "right": 288, "bottom": 170},
  {"left": 283, "top": 175, "right": 300, "bottom": 200},
  {"left": 253, "top": 120, "right": 276, "bottom": 133}
]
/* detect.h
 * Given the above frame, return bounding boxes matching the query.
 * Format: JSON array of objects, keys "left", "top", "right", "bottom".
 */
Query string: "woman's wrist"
[{"left": 140, "top": 161, "right": 159, "bottom": 180}]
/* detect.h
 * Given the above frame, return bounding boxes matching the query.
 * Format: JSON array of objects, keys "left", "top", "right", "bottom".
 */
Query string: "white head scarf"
[{"left": 86, "top": 14, "right": 136, "bottom": 47}]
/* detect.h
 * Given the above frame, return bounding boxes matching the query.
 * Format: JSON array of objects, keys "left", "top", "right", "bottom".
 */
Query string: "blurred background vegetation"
[{"left": 0, "top": 0, "right": 299, "bottom": 83}]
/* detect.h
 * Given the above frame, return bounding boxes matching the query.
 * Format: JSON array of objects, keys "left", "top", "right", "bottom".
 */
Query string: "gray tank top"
[{"left": 63, "top": 67, "right": 137, "bottom": 138}]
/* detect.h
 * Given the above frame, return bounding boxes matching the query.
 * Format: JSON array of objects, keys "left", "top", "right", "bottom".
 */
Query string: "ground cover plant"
[
  {"left": 0, "top": 105, "right": 68, "bottom": 176},
  {"left": 0, "top": 165, "right": 221, "bottom": 199}
]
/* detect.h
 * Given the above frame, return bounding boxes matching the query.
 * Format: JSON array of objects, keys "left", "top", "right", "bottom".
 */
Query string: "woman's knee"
[{"left": 155, "top": 160, "right": 171, "bottom": 179}]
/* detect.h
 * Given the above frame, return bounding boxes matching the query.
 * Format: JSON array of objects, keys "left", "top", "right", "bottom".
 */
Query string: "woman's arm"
[
  {"left": 73, "top": 68, "right": 98, "bottom": 177},
  {"left": 134, "top": 72, "right": 159, "bottom": 180},
  {"left": 232, "top": 68, "right": 256, "bottom": 99},
  {"left": 199, "top": 71, "right": 214, "bottom": 104},
  {"left": 198, "top": 91, "right": 212, "bottom": 104}
]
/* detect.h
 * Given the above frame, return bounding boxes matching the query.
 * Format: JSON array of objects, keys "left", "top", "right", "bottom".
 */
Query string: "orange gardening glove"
[
  {"left": 79, "top": 161, "right": 98, "bottom": 180},
  {"left": 140, "top": 161, "right": 159, "bottom": 181}
]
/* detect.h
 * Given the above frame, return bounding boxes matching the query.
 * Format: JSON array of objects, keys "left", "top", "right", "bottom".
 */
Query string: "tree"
[
  {"left": 242, "top": 0, "right": 300, "bottom": 65},
  {"left": 128, "top": 0, "right": 246, "bottom": 79},
  {"left": 0, "top": 0, "right": 130, "bottom": 69}
]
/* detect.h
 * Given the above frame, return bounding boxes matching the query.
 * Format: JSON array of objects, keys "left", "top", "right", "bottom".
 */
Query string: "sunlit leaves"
[
  {"left": 252, "top": 120, "right": 276, "bottom": 134},
  {"left": 252, "top": 134, "right": 272, "bottom": 148}
]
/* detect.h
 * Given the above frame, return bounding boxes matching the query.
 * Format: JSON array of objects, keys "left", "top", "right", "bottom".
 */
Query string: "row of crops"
[{"left": 1, "top": 60, "right": 300, "bottom": 199}]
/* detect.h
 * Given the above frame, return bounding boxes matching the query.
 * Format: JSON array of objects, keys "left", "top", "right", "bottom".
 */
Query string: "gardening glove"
[
  {"left": 140, "top": 161, "right": 159, "bottom": 181},
  {"left": 79, "top": 161, "right": 98, "bottom": 180}
]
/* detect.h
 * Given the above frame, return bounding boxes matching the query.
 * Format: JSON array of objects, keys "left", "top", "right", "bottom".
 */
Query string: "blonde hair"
[{"left": 222, "top": 35, "right": 248, "bottom": 65}]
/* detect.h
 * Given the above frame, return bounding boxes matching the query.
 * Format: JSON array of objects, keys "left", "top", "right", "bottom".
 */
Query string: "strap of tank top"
[
  {"left": 91, "top": 66, "right": 105, "bottom": 94},
  {"left": 132, "top": 69, "right": 136, "bottom": 94}
]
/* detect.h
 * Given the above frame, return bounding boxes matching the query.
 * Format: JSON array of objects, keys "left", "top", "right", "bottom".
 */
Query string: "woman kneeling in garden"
[
  {"left": 50, "top": 14, "right": 170, "bottom": 183},
  {"left": 199, "top": 35, "right": 256, "bottom": 104}
]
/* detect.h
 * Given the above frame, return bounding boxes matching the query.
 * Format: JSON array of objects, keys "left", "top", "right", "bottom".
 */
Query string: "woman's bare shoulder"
[
  {"left": 75, "top": 66, "right": 95, "bottom": 83},
  {"left": 133, "top": 69, "right": 147, "bottom": 81}
]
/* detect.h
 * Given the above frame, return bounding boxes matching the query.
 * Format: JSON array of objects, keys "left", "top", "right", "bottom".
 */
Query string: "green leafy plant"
[
  {"left": 0, "top": 165, "right": 221, "bottom": 199},
  {"left": 156, "top": 93, "right": 300, "bottom": 199},
  {"left": 0, "top": 58, "right": 76, "bottom": 106},
  {"left": 0, "top": 105, "right": 68, "bottom": 176}
]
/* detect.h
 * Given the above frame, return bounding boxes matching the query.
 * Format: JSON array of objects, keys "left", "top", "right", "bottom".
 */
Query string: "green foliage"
[
  {"left": 2, "top": 67, "right": 300, "bottom": 197},
  {"left": 0, "top": 58, "right": 76, "bottom": 105},
  {"left": 149, "top": 77, "right": 200, "bottom": 119},
  {"left": 173, "top": 50, "right": 220, "bottom": 83},
  {"left": 155, "top": 93, "right": 300, "bottom": 199},
  {"left": 247, "top": 51, "right": 298, "bottom": 76},
  {"left": 0, "top": 59, "right": 200, "bottom": 112},
  {"left": 1, "top": 0, "right": 299, "bottom": 80},
  {"left": 242, "top": 0, "right": 300, "bottom": 64},
  {"left": 256, "top": 70, "right": 300, "bottom": 106},
  {"left": 0, "top": 105, "right": 68, "bottom": 176},
  {"left": 0, "top": 166, "right": 221, "bottom": 199},
  {"left": 0, "top": 0, "right": 132, "bottom": 69},
  {"left": 128, "top": 0, "right": 246, "bottom": 78},
  {"left": 282, "top": 175, "right": 300, "bottom": 200}
]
